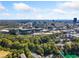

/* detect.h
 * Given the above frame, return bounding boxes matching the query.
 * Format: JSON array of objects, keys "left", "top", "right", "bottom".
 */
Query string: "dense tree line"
[
  {"left": 0, "top": 33, "right": 79, "bottom": 58},
  {"left": 0, "top": 33, "right": 62, "bottom": 58}
]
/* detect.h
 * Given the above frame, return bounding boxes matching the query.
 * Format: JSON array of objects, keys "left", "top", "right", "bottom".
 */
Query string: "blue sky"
[{"left": 0, "top": 1, "right": 79, "bottom": 20}]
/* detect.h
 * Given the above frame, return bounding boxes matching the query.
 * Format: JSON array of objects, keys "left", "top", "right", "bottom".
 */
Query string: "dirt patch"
[{"left": 0, "top": 51, "right": 10, "bottom": 58}]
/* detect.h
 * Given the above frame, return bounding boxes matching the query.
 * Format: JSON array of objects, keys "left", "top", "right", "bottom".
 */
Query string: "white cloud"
[
  {"left": 63, "top": 1, "right": 79, "bottom": 9},
  {"left": 48, "top": 1, "right": 79, "bottom": 19},
  {"left": 53, "top": 8, "right": 65, "bottom": 14},
  {"left": 0, "top": 1, "right": 79, "bottom": 20},
  {"left": 52, "top": 1, "right": 79, "bottom": 13},
  {"left": 0, "top": 4, "right": 5, "bottom": 11},
  {"left": 2, "top": 13, "right": 12, "bottom": 16},
  {"left": 35, "top": 15, "right": 45, "bottom": 19},
  {"left": 13, "top": 3, "right": 32, "bottom": 11},
  {"left": 16, "top": 13, "right": 27, "bottom": 17}
]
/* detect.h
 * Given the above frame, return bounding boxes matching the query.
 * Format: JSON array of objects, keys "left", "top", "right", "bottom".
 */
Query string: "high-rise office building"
[{"left": 73, "top": 18, "right": 77, "bottom": 24}]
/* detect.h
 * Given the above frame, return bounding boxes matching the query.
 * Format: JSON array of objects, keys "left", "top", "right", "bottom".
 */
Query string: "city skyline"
[{"left": 0, "top": 1, "right": 79, "bottom": 20}]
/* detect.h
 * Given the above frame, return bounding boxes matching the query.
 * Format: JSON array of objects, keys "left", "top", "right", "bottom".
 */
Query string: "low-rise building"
[
  {"left": 9, "top": 28, "right": 43, "bottom": 35},
  {"left": 0, "top": 29, "right": 9, "bottom": 34}
]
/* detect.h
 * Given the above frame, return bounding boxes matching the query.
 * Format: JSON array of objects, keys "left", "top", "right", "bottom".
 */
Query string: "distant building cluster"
[{"left": 0, "top": 18, "right": 79, "bottom": 38}]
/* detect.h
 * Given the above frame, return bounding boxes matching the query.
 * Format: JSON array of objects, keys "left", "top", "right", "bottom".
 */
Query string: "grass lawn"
[{"left": 65, "top": 54, "right": 79, "bottom": 58}]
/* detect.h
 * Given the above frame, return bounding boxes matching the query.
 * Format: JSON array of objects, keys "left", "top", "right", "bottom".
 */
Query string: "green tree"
[{"left": 24, "top": 47, "right": 33, "bottom": 58}]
